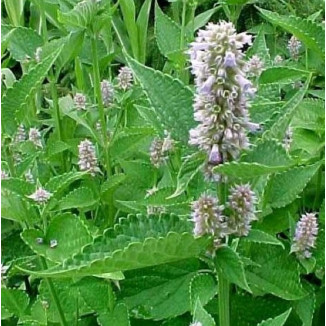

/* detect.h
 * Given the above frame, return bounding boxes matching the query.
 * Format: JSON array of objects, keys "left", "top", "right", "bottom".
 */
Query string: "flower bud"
[
  {"left": 118, "top": 66, "right": 133, "bottom": 90},
  {"left": 100, "top": 80, "right": 114, "bottom": 106},
  {"left": 78, "top": 139, "right": 99, "bottom": 176},
  {"left": 28, "top": 187, "right": 52, "bottom": 204}
]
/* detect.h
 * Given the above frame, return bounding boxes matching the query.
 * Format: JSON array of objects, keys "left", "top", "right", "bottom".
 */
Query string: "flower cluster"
[
  {"left": 25, "top": 170, "right": 34, "bottom": 183},
  {"left": 28, "top": 187, "right": 52, "bottom": 204},
  {"left": 29, "top": 128, "right": 42, "bottom": 147},
  {"left": 1, "top": 170, "right": 9, "bottom": 180},
  {"left": 191, "top": 194, "right": 226, "bottom": 239},
  {"left": 274, "top": 55, "right": 283, "bottom": 64},
  {"left": 191, "top": 184, "right": 257, "bottom": 242},
  {"left": 246, "top": 55, "right": 264, "bottom": 77},
  {"left": 74, "top": 93, "right": 87, "bottom": 110},
  {"left": 78, "top": 139, "right": 99, "bottom": 176},
  {"left": 287, "top": 36, "right": 301, "bottom": 60},
  {"left": 100, "top": 80, "right": 114, "bottom": 106},
  {"left": 35, "top": 47, "right": 42, "bottom": 63},
  {"left": 227, "top": 184, "right": 257, "bottom": 236},
  {"left": 118, "top": 66, "right": 133, "bottom": 90},
  {"left": 149, "top": 133, "right": 174, "bottom": 168},
  {"left": 292, "top": 213, "right": 318, "bottom": 259},
  {"left": 14, "top": 124, "right": 26, "bottom": 143},
  {"left": 283, "top": 127, "right": 293, "bottom": 151},
  {"left": 188, "top": 22, "right": 256, "bottom": 175}
]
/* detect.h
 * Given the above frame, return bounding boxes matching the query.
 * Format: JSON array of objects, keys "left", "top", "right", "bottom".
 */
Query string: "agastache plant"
[
  {"left": 188, "top": 21, "right": 256, "bottom": 171},
  {"left": 117, "top": 66, "right": 133, "bottom": 90},
  {"left": 78, "top": 139, "right": 99, "bottom": 176}
]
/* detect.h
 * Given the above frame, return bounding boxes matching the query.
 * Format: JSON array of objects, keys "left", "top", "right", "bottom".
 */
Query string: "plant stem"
[
  {"left": 50, "top": 71, "right": 67, "bottom": 171},
  {"left": 313, "top": 155, "right": 323, "bottom": 210},
  {"left": 217, "top": 269, "right": 230, "bottom": 326},
  {"left": 90, "top": 36, "right": 111, "bottom": 176},
  {"left": 179, "top": 0, "right": 188, "bottom": 82},
  {"left": 40, "top": 258, "right": 68, "bottom": 326}
]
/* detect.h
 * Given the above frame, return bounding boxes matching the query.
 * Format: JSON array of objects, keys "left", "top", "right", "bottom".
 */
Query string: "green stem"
[
  {"left": 179, "top": 0, "right": 188, "bottom": 82},
  {"left": 313, "top": 156, "right": 323, "bottom": 210},
  {"left": 217, "top": 269, "right": 230, "bottom": 326},
  {"left": 91, "top": 36, "right": 111, "bottom": 176},
  {"left": 50, "top": 71, "right": 66, "bottom": 171},
  {"left": 38, "top": 0, "right": 48, "bottom": 42},
  {"left": 40, "top": 258, "right": 68, "bottom": 326}
]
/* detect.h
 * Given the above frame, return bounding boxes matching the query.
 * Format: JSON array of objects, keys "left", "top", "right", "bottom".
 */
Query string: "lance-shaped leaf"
[
  {"left": 214, "top": 247, "right": 251, "bottom": 292},
  {"left": 263, "top": 162, "right": 321, "bottom": 209},
  {"left": 17, "top": 214, "right": 209, "bottom": 277},
  {"left": 21, "top": 213, "right": 92, "bottom": 263},
  {"left": 2, "top": 46, "right": 62, "bottom": 135},
  {"left": 257, "top": 8, "right": 325, "bottom": 60},
  {"left": 257, "top": 308, "right": 292, "bottom": 326},
  {"left": 266, "top": 74, "right": 311, "bottom": 141},
  {"left": 1, "top": 288, "right": 29, "bottom": 319},
  {"left": 168, "top": 152, "right": 206, "bottom": 198},
  {"left": 125, "top": 53, "right": 194, "bottom": 143}
]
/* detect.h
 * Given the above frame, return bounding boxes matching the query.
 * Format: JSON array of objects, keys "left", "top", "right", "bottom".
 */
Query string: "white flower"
[
  {"left": 28, "top": 187, "right": 52, "bottom": 204},
  {"left": 29, "top": 128, "right": 42, "bottom": 147},
  {"left": 117, "top": 66, "right": 133, "bottom": 90},
  {"left": 100, "top": 80, "right": 114, "bottom": 106},
  {"left": 78, "top": 139, "right": 99, "bottom": 176},
  {"left": 74, "top": 93, "right": 87, "bottom": 110}
]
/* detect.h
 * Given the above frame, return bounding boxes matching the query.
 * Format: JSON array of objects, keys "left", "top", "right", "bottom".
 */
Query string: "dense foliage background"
[{"left": 1, "top": 0, "right": 325, "bottom": 325}]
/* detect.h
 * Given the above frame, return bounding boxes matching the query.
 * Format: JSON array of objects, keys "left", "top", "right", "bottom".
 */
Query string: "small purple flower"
[
  {"left": 288, "top": 36, "right": 301, "bottom": 60},
  {"left": 292, "top": 213, "right": 318, "bottom": 259},
  {"left": 28, "top": 187, "right": 52, "bottom": 204},
  {"left": 224, "top": 51, "right": 236, "bottom": 67}
]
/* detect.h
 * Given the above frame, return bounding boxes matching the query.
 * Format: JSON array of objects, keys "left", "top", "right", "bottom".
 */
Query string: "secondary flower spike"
[
  {"left": 29, "top": 128, "right": 42, "bottom": 147},
  {"left": 188, "top": 21, "right": 256, "bottom": 171},
  {"left": 28, "top": 187, "right": 52, "bottom": 204},
  {"left": 78, "top": 139, "right": 99, "bottom": 176},
  {"left": 288, "top": 36, "right": 301, "bottom": 60},
  {"left": 228, "top": 184, "right": 257, "bottom": 236},
  {"left": 100, "top": 80, "right": 114, "bottom": 106},
  {"left": 118, "top": 66, "right": 133, "bottom": 90},
  {"left": 74, "top": 93, "right": 87, "bottom": 110},
  {"left": 191, "top": 194, "right": 227, "bottom": 241},
  {"left": 292, "top": 213, "right": 318, "bottom": 259}
]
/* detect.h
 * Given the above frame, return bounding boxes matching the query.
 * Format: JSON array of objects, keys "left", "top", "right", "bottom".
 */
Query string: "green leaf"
[
  {"left": 58, "top": 0, "right": 97, "bottom": 31},
  {"left": 125, "top": 54, "right": 194, "bottom": 143},
  {"left": 1, "top": 288, "right": 29, "bottom": 319},
  {"left": 291, "top": 98, "right": 325, "bottom": 132},
  {"left": 1, "top": 178, "right": 35, "bottom": 197},
  {"left": 119, "top": 0, "right": 139, "bottom": 59},
  {"left": 2, "top": 46, "right": 62, "bottom": 135},
  {"left": 7, "top": 26, "right": 43, "bottom": 61},
  {"left": 244, "top": 229, "right": 284, "bottom": 248},
  {"left": 58, "top": 187, "right": 97, "bottom": 211},
  {"left": 77, "top": 277, "right": 115, "bottom": 314},
  {"left": 186, "top": 7, "right": 221, "bottom": 33},
  {"left": 136, "top": 0, "right": 152, "bottom": 63},
  {"left": 263, "top": 162, "right": 321, "bottom": 209},
  {"left": 213, "top": 162, "right": 290, "bottom": 179},
  {"left": 259, "top": 67, "right": 309, "bottom": 85},
  {"left": 98, "top": 304, "right": 130, "bottom": 326},
  {"left": 258, "top": 8, "right": 325, "bottom": 60},
  {"left": 45, "top": 171, "right": 86, "bottom": 194},
  {"left": 193, "top": 298, "right": 216, "bottom": 326},
  {"left": 293, "top": 291, "right": 315, "bottom": 326},
  {"left": 17, "top": 214, "right": 209, "bottom": 277},
  {"left": 267, "top": 74, "right": 312, "bottom": 140},
  {"left": 190, "top": 274, "right": 217, "bottom": 311},
  {"left": 247, "top": 28, "right": 270, "bottom": 64},
  {"left": 101, "top": 174, "right": 127, "bottom": 195},
  {"left": 257, "top": 308, "right": 292, "bottom": 326},
  {"left": 3, "top": 0, "right": 24, "bottom": 26},
  {"left": 155, "top": 3, "right": 183, "bottom": 61},
  {"left": 245, "top": 244, "right": 307, "bottom": 300},
  {"left": 120, "top": 260, "right": 203, "bottom": 320},
  {"left": 38, "top": 278, "right": 90, "bottom": 323},
  {"left": 110, "top": 127, "right": 154, "bottom": 161},
  {"left": 168, "top": 152, "right": 206, "bottom": 198},
  {"left": 21, "top": 213, "right": 92, "bottom": 263},
  {"left": 243, "top": 139, "right": 293, "bottom": 167},
  {"left": 214, "top": 247, "right": 251, "bottom": 292}
]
